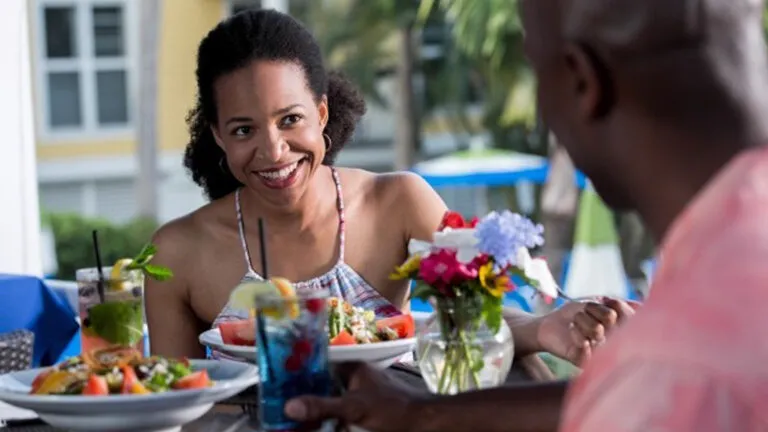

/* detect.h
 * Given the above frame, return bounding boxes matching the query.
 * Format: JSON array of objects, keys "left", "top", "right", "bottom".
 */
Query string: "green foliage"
[
  {"left": 418, "top": 0, "right": 534, "bottom": 129},
  {"left": 46, "top": 213, "right": 158, "bottom": 280}
]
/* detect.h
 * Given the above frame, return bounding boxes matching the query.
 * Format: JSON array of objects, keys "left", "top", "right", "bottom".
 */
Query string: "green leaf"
[
  {"left": 85, "top": 300, "right": 144, "bottom": 346},
  {"left": 409, "top": 281, "right": 438, "bottom": 301},
  {"left": 482, "top": 294, "right": 503, "bottom": 334},
  {"left": 143, "top": 264, "right": 174, "bottom": 281},
  {"left": 131, "top": 243, "right": 157, "bottom": 266}
]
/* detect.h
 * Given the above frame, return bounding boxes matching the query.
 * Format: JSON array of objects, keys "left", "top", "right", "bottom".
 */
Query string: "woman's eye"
[
  {"left": 232, "top": 126, "right": 251, "bottom": 137},
  {"left": 280, "top": 114, "right": 302, "bottom": 127}
]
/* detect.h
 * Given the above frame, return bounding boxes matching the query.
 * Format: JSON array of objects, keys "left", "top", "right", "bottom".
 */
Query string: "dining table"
[{"left": 0, "top": 360, "right": 545, "bottom": 431}]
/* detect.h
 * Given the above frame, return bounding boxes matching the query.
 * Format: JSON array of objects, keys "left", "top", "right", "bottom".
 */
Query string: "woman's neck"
[{"left": 239, "top": 165, "right": 336, "bottom": 233}]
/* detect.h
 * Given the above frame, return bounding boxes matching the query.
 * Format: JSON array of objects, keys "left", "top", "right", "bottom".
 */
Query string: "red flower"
[
  {"left": 470, "top": 254, "right": 490, "bottom": 270},
  {"left": 438, "top": 211, "right": 468, "bottom": 231},
  {"left": 419, "top": 249, "right": 477, "bottom": 295},
  {"left": 467, "top": 217, "right": 479, "bottom": 228}
]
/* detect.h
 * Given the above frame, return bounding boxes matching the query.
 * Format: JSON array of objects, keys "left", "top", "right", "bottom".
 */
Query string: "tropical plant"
[{"left": 292, "top": 0, "right": 422, "bottom": 169}]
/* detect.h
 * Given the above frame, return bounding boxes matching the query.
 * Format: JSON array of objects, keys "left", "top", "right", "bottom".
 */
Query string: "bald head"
[
  {"left": 563, "top": 0, "right": 764, "bottom": 55},
  {"left": 522, "top": 0, "right": 768, "bottom": 131}
]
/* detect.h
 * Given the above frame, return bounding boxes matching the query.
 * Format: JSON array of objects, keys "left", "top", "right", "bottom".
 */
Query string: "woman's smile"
[{"left": 253, "top": 156, "right": 308, "bottom": 190}]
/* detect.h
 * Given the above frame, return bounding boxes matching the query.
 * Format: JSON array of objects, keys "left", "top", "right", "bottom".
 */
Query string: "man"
[{"left": 285, "top": 0, "right": 768, "bottom": 430}]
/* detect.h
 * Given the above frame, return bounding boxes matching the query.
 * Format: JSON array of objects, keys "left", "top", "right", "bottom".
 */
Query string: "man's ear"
[{"left": 563, "top": 43, "right": 615, "bottom": 120}]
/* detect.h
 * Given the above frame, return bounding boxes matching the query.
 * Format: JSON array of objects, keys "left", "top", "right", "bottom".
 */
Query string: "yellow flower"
[
  {"left": 390, "top": 255, "right": 421, "bottom": 280},
  {"left": 478, "top": 262, "right": 510, "bottom": 298}
]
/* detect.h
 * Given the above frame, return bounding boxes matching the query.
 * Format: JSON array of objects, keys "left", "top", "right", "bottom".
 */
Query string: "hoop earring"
[
  {"left": 323, "top": 133, "right": 332, "bottom": 152},
  {"left": 219, "top": 156, "right": 228, "bottom": 173}
]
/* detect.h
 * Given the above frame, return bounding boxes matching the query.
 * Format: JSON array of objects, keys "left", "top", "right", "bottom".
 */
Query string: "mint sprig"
[{"left": 126, "top": 243, "right": 174, "bottom": 281}]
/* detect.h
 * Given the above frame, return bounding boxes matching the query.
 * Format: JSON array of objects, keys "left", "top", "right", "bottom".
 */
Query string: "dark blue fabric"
[{"left": 0, "top": 274, "right": 79, "bottom": 367}]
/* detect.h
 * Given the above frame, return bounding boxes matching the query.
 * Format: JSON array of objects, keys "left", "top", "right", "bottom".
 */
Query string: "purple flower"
[{"left": 475, "top": 211, "right": 544, "bottom": 269}]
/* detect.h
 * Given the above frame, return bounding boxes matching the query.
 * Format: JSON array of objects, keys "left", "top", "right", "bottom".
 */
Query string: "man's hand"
[
  {"left": 537, "top": 297, "right": 639, "bottom": 366},
  {"left": 284, "top": 362, "right": 426, "bottom": 432}
]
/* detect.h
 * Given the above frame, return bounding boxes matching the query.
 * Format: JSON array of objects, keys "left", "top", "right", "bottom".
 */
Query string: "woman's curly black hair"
[{"left": 183, "top": 9, "right": 367, "bottom": 201}]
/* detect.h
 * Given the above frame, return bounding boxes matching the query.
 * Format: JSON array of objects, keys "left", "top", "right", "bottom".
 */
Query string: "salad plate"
[
  {"left": 202, "top": 296, "right": 418, "bottom": 368},
  {"left": 199, "top": 328, "right": 416, "bottom": 368},
  {"left": 0, "top": 359, "right": 258, "bottom": 432}
]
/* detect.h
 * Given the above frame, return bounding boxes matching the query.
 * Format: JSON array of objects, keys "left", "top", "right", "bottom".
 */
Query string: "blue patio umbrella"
[{"left": 412, "top": 149, "right": 587, "bottom": 189}]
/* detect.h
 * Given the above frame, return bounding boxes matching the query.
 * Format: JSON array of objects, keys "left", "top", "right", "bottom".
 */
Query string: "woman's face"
[{"left": 211, "top": 60, "right": 328, "bottom": 207}]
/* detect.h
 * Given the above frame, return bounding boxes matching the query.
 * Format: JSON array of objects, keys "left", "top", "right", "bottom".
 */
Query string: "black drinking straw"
[
  {"left": 91, "top": 230, "right": 106, "bottom": 303},
  {"left": 256, "top": 218, "right": 275, "bottom": 382}
]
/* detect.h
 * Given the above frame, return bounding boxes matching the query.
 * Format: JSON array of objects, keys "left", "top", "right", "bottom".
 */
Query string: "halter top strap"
[{"left": 234, "top": 167, "right": 346, "bottom": 277}]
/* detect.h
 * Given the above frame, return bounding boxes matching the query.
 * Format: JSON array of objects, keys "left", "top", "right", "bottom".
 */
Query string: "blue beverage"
[{"left": 256, "top": 292, "right": 332, "bottom": 430}]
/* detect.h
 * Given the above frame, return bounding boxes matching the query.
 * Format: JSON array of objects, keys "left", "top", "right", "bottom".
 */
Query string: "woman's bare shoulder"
[
  {"left": 336, "top": 168, "right": 447, "bottom": 239},
  {"left": 151, "top": 195, "right": 235, "bottom": 264},
  {"left": 335, "top": 168, "right": 438, "bottom": 203}
]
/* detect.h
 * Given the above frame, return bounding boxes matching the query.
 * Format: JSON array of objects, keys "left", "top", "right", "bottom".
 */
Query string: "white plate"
[
  {"left": 0, "top": 359, "right": 258, "bottom": 432},
  {"left": 199, "top": 328, "right": 415, "bottom": 368}
]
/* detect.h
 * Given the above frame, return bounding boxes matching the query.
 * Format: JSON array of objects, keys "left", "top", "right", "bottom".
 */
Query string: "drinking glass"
[
  {"left": 256, "top": 290, "right": 332, "bottom": 431},
  {"left": 76, "top": 267, "right": 145, "bottom": 359}
]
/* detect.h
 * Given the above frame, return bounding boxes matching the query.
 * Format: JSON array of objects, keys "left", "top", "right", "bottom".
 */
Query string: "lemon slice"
[
  {"left": 268, "top": 277, "right": 299, "bottom": 319},
  {"left": 109, "top": 258, "right": 134, "bottom": 291},
  {"left": 229, "top": 281, "right": 279, "bottom": 310},
  {"left": 270, "top": 277, "right": 296, "bottom": 298}
]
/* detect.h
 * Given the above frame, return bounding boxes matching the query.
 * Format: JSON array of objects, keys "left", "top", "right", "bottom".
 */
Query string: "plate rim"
[
  {"left": 0, "top": 359, "right": 258, "bottom": 408},
  {"left": 200, "top": 328, "right": 416, "bottom": 355}
]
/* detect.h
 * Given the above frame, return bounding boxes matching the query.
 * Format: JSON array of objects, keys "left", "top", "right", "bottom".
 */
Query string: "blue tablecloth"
[{"left": 0, "top": 274, "right": 79, "bottom": 367}]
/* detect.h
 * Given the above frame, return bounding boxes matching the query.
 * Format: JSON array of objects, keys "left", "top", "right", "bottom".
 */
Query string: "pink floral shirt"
[{"left": 561, "top": 146, "right": 768, "bottom": 432}]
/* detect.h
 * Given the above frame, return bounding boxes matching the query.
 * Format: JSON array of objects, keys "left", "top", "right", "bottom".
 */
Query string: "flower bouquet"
[{"left": 391, "top": 210, "right": 558, "bottom": 394}]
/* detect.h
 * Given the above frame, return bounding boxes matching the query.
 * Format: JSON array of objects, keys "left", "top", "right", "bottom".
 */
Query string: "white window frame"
[{"left": 34, "top": 0, "right": 138, "bottom": 143}]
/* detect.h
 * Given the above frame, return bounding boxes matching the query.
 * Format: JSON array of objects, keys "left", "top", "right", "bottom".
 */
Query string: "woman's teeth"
[{"left": 257, "top": 161, "right": 300, "bottom": 180}]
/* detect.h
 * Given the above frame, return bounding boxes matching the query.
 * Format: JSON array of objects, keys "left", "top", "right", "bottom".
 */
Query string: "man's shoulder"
[{"left": 563, "top": 351, "right": 768, "bottom": 431}]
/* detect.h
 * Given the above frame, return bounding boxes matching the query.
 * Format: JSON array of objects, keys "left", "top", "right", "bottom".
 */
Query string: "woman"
[{"left": 146, "top": 9, "right": 632, "bottom": 365}]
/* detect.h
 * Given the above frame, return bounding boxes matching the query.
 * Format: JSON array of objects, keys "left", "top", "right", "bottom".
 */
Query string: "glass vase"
[{"left": 416, "top": 299, "right": 514, "bottom": 395}]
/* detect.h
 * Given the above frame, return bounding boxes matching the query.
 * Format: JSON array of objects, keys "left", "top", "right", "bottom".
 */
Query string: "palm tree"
[{"left": 294, "top": 0, "right": 422, "bottom": 170}]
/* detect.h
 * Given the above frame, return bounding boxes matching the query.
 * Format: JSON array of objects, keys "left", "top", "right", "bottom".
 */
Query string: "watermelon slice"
[{"left": 218, "top": 320, "right": 254, "bottom": 346}]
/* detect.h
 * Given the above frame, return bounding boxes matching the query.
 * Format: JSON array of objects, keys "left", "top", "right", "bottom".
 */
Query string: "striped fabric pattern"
[{"left": 211, "top": 168, "right": 401, "bottom": 360}]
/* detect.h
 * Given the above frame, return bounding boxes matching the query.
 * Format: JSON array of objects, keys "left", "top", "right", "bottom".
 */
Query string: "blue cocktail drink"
[{"left": 255, "top": 288, "right": 332, "bottom": 431}]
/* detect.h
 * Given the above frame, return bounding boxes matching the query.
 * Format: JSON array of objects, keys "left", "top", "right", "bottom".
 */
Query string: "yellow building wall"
[
  {"left": 35, "top": 0, "right": 225, "bottom": 161},
  {"left": 157, "top": 0, "right": 224, "bottom": 151}
]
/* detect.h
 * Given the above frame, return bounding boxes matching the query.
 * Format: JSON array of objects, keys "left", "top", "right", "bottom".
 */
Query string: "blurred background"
[{"left": 6, "top": 0, "right": 668, "bottom": 310}]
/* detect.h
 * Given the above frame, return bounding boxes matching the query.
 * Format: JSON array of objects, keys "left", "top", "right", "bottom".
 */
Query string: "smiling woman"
[{"left": 144, "top": 9, "right": 633, "bottom": 372}]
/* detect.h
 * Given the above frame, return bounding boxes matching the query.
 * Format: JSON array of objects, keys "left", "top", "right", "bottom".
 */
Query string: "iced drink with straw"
[
  {"left": 253, "top": 278, "right": 332, "bottom": 431},
  {"left": 77, "top": 264, "right": 145, "bottom": 357},
  {"left": 78, "top": 241, "right": 173, "bottom": 361}
]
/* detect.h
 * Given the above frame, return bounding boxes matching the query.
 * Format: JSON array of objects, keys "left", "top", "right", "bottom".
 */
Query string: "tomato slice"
[
  {"left": 119, "top": 365, "right": 152, "bottom": 394},
  {"left": 329, "top": 330, "right": 356, "bottom": 346},
  {"left": 120, "top": 366, "right": 139, "bottom": 394},
  {"left": 30, "top": 369, "right": 53, "bottom": 394},
  {"left": 375, "top": 314, "right": 415, "bottom": 339},
  {"left": 173, "top": 370, "right": 212, "bottom": 390},
  {"left": 82, "top": 375, "right": 109, "bottom": 396},
  {"left": 218, "top": 320, "right": 254, "bottom": 346}
]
